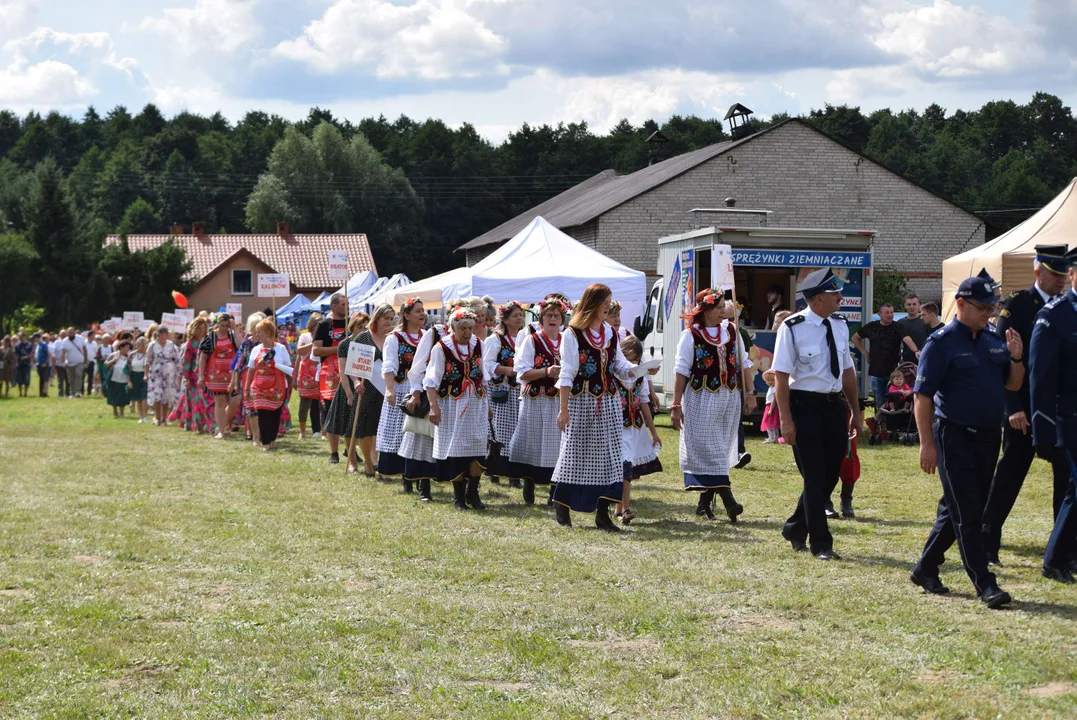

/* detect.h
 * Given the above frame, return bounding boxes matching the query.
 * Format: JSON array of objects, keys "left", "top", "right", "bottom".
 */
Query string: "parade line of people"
[{"left": 3, "top": 248, "right": 1076, "bottom": 611}]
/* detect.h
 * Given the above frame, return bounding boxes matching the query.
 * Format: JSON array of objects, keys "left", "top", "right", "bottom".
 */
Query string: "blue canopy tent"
[
  {"left": 352, "top": 273, "right": 411, "bottom": 314},
  {"left": 274, "top": 293, "right": 312, "bottom": 325},
  {"left": 302, "top": 291, "right": 334, "bottom": 314}
]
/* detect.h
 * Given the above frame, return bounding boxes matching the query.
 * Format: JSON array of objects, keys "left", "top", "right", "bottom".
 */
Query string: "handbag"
[
  {"left": 489, "top": 385, "right": 510, "bottom": 404},
  {"left": 403, "top": 413, "right": 435, "bottom": 438},
  {"left": 398, "top": 393, "right": 430, "bottom": 419}
]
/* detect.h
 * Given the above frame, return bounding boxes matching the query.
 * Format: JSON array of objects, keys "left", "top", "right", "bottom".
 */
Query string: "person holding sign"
[
  {"left": 244, "top": 319, "right": 294, "bottom": 451},
  {"left": 198, "top": 313, "right": 239, "bottom": 439},
  {"left": 671, "top": 290, "right": 755, "bottom": 523},
  {"left": 323, "top": 313, "right": 368, "bottom": 472},
  {"left": 313, "top": 293, "right": 350, "bottom": 464},
  {"left": 483, "top": 301, "right": 525, "bottom": 489},
  {"left": 550, "top": 284, "right": 635, "bottom": 531},
  {"left": 355, "top": 304, "right": 395, "bottom": 477},
  {"left": 380, "top": 298, "right": 425, "bottom": 492},
  {"left": 425, "top": 308, "right": 491, "bottom": 510}
]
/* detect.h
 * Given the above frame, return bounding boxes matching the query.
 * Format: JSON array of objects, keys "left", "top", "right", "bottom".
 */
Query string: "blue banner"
[{"left": 732, "top": 249, "right": 871, "bottom": 268}]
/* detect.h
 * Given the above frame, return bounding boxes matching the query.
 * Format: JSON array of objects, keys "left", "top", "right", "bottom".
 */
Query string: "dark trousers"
[
  {"left": 85, "top": 363, "right": 95, "bottom": 394},
  {"left": 983, "top": 423, "right": 1071, "bottom": 553},
  {"left": 257, "top": 406, "right": 283, "bottom": 446},
  {"left": 299, "top": 397, "right": 321, "bottom": 433},
  {"left": 1044, "top": 448, "right": 1077, "bottom": 569},
  {"left": 783, "top": 391, "right": 847, "bottom": 555},
  {"left": 56, "top": 366, "right": 67, "bottom": 397},
  {"left": 915, "top": 420, "right": 1000, "bottom": 595},
  {"left": 737, "top": 409, "right": 746, "bottom": 455},
  {"left": 37, "top": 366, "right": 50, "bottom": 396}
]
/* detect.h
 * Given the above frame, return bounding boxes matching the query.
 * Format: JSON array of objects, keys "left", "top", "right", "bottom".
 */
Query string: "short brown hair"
[{"left": 922, "top": 302, "right": 940, "bottom": 315}]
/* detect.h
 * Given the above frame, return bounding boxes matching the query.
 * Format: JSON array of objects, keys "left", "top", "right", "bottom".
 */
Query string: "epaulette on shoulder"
[
  {"left": 1045, "top": 294, "right": 1066, "bottom": 310},
  {"left": 830, "top": 312, "right": 847, "bottom": 322},
  {"left": 784, "top": 314, "right": 807, "bottom": 327},
  {"left": 1006, "top": 289, "right": 1021, "bottom": 299}
]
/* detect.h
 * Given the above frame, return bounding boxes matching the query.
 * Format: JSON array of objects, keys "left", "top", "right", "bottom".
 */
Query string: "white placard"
[
  {"left": 368, "top": 359, "right": 385, "bottom": 395},
  {"left": 138, "top": 319, "right": 154, "bottom": 332},
  {"left": 226, "top": 303, "right": 243, "bottom": 318},
  {"left": 344, "top": 342, "right": 375, "bottom": 379},
  {"left": 101, "top": 319, "right": 120, "bottom": 333},
  {"left": 328, "top": 250, "right": 349, "bottom": 283},
  {"left": 628, "top": 357, "right": 663, "bottom": 379},
  {"left": 123, "top": 311, "right": 144, "bottom": 329},
  {"left": 161, "top": 312, "right": 186, "bottom": 334},
  {"left": 711, "top": 243, "right": 735, "bottom": 291},
  {"left": 175, "top": 308, "right": 195, "bottom": 322},
  {"left": 257, "top": 273, "right": 290, "bottom": 298}
]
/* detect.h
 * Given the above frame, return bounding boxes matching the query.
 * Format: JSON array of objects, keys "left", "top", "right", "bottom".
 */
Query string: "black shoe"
[
  {"left": 508, "top": 478, "right": 522, "bottom": 489},
  {"left": 1066, "top": 558, "right": 1077, "bottom": 573},
  {"left": 824, "top": 500, "right": 838, "bottom": 519},
  {"left": 417, "top": 479, "right": 432, "bottom": 503},
  {"left": 986, "top": 551, "right": 1002, "bottom": 567},
  {"left": 814, "top": 550, "right": 842, "bottom": 561},
  {"left": 595, "top": 502, "right": 621, "bottom": 533},
  {"left": 466, "top": 477, "right": 486, "bottom": 510},
  {"left": 841, "top": 497, "right": 855, "bottom": 518},
  {"left": 522, "top": 479, "right": 535, "bottom": 506},
  {"left": 781, "top": 527, "right": 808, "bottom": 553},
  {"left": 402, "top": 480, "right": 413, "bottom": 494},
  {"left": 716, "top": 487, "right": 743, "bottom": 523},
  {"left": 733, "top": 452, "right": 752, "bottom": 469},
  {"left": 329, "top": 452, "right": 340, "bottom": 464},
  {"left": 1042, "top": 565, "right": 1076, "bottom": 584},
  {"left": 555, "top": 503, "right": 571, "bottom": 527},
  {"left": 695, "top": 490, "right": 717, "bottom": 521},
  {"left": 489, "top": 476, "right": 501, "bottom": 485},
  {"left": 979, "top": 586, "right": 1012, "bottom": 609},
  {"left": 910, "top": 571, "right": 950, "bottom": 595},
  {"left": 453, "top": 481, "right": 469, "bottom": 511}
]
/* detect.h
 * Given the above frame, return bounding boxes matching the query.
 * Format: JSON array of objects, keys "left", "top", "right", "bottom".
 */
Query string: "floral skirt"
[{"left": 169, "top": 377, "right": 216, "bottom": 433}]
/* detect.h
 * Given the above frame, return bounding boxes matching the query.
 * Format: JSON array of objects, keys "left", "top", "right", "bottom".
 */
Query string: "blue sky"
[{"left": 1, "top": 0, "right": 1074, "bottom": 142}]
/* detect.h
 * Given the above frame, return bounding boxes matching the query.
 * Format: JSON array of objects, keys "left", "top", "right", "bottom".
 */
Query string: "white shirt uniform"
[{"left": 771, "top": 307, "right": 854, "bottom": 393}]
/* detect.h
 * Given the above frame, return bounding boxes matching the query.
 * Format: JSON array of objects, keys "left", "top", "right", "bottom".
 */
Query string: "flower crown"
[
  {"left": 500, "top": 300, "right": 524, "bottom": 318},
  {"left": 540, "top": 298, "right": 569, "bottom": 315},
  {"left": 544, "top": 293, "right": 573, "bottom": 311},
  {"left": 401, "top": 296, "right": 423, "bottom": 313},
  {"left": 451, "top": 308, "right": 478, "bottom": 323},
  {"left": 608, "top": 300, "right": 622, "bottom": 312}
]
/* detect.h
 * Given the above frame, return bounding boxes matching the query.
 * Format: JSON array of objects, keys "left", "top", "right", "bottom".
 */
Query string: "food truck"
[{"left": 634, "top": 223, "right": 876, "bottom": 417}]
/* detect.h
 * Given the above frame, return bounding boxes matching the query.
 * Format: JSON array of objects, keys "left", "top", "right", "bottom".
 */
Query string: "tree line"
[{"left": 1, "top": 92, "right": 1074, "bottom": 330}]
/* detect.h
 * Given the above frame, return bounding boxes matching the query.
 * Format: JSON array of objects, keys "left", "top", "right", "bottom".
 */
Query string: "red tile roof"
[{"left": 106, "top": 232, "right": 377, "bottom": 290}]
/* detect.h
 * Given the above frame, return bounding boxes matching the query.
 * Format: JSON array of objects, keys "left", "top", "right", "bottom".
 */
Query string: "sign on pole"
[
  {"left": 257, "top": 273, "right": 290, "bottom": 298},
  {"left": 122, "top": 311, "right": 144, "bottom": 329},
  {"left": 344, "top": 342, "right": 375, "bottom": 379},
  {"left": 711, "top": 243, "right": 735, "bottom": 291},
  {"left": 175, "top": 308, "right": 195, "bottom": 323},
  {"left": 328, "top": 250, "right": 349, "bottom": 283},
  {"left": 226, "top": 303, "right": 243, "bottom": 318},
  {"left": 138, "top": 319, "right": 154, "bottom": 333},
  {"left": 160, "top": 312, "right": 186, "bottom": 334}
]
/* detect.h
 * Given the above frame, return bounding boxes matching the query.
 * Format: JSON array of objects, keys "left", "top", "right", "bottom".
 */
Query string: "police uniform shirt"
[
  {"left": 1030, "top": 288, "right": 1077, "bottom": 448},
  {"left": 997, "top": 283, "right": 1054, "bottom": 416},
  {"left": 771, "top": 308, "right": 855, "bottom": 393},
  {"left": 913, "top": 318, "right": 1012, "bottom": 431}
]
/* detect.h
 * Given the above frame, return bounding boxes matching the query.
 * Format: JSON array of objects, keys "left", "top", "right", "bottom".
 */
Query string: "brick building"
[
  {"left": 107, "top": 222, "right": 377, "bottom": 315},
  {"left": 459, "top": 119, "right": 984, "bottom": 298}
]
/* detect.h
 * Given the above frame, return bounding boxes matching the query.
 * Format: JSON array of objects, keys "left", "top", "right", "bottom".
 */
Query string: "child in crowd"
[
  {"left": 760, "top": 310, "right": 791, "bottom": 444},
  {"left": 616, "top": 335, "right": 662, "bottom": 525},
  {"left": 883, "top": 368, "right": 912, "bottom": 413}
]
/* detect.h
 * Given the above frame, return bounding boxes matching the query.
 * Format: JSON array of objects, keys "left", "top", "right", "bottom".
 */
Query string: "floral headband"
[
  {"left": 401, "top": 296, "right": 423, "bottom": 313},
  {"left": 608, "top": 300, "right": 622, "bottom": 313},
  {"left": 544, "top": 293, "right": 573, "bottom": 311},
  {"left": 681, "top": 289, "right": 724, "bottom": 320},
  {"left": 539, "top": 298, "right": 569, "bottom": 315},
  {"left": 499, "top": 300, "right": 524, "bottom": 318},
  {"left": 451, "top": 308, "right": 478, "bottom": 323}
]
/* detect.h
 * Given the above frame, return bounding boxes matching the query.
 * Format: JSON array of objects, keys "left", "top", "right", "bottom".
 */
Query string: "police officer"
[
  {"left": 909, "top": 269, "right": 1023, "bottom": 608},
  {"left": 1030, "top": 246, "right": 1077, "bottom": 584},
  {"left": 772, "top": 268, "right": 862, "bottom": 561},
  {"left": 983, "top": 244, "right": 1071, "bottom": 565}
]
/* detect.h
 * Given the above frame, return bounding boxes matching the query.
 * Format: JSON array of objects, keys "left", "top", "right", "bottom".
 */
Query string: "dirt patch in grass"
[
  {"left": 106, "top": 663, "right": 170, "bottom": 688},
  {"left": 0, "top": 588, "right": 26, "bottom": 596},
  {"left": 914, "top": 670, "right": 966, "bottom": 683},
  {"left": 210, "top": 585, "right": 230, "bottom": 596},
  {"left": 205, "top": 602, "right": 226, "bottom": 613},
  {"left": 73, "top": 555, "right": 107, "bottom": 564},
  {"left": 344, "top": 580, "right": 376, "bottom": 590},
  {"left": 462, "top": 680, "right": 533, "bottom": 692},
  {"left": 709, "top": 614, "right": 797, "bottom": 632},
  {"left": 155, "top": 620, "right": 187, "bottom": 628},
  {"left": 1027, "top": 682, "right": 1077, "bottom": 698},
  {"left": 566, "top": 638, "right": 661, "bottom": 654}
]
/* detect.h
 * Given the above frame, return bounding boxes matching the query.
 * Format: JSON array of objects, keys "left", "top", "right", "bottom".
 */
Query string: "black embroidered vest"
[
  {"left": 570, "top": 326, "right": 617, "bottom": 398},
  {"left": 489, "top": 333, "right": 518, "bottom": 387},
  {"left": 393, "top": 331, "right": 418, "bottom": 383},
  {"left": 688, "top": 325, "right": 739, "bottom": 393},
  {"left": 524, "top": 327, "right": 559, "bottom": 399},
  {"left": 436, "top": 338, "right": 485, "bottom": 399},
  {"left": 621, "top": 377, "right": 645, "bottom": 429}
]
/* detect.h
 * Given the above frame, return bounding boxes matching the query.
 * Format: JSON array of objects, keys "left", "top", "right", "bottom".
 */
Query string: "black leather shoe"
[
  {"left": 733, "top": 452, "right": 752, "bottom": 469},
  {"left": 453, "top": 481, "right": 469, "bottom": 511},
  {"left": 910, "top": 571, "right": 950, "bottom": 595},
  {"left": 417, "top": 480, "right": 432, "bottom": 503},
  {"left": 979, "top": 586, "right": 1012, "bottom": 609},
  {"left": 595, "top": 502, "right": 621, "bottom": 533},
  {"left": 824, "top": 500, "right": 838, "bottom": 519},
  {"left": 814, "top": 550, "right": 842, "bottom": 561},
  {"left": 781, "top": 528, "right": 808, "bottom": 553},
  {"left": 1042, "top": 565, "right": 1076, "bottom": 584},
  {"left": 522, "top": 480, "right": 535, "bottom": 506},
  {"left": 402, "top": 480, "right": 413, "bottom": 494},
  {"left": 696, "top": 490, "right": 717, "bottom": 520},
  {"left": 986, "top": 551, "right": 1002, "bottom": 567},
  {"left": 555, "top": 503, "right": 571, "bottom": 527},
  {"left": 726, "top": 503, "right": 744, "bottom": 523},
  {"left": 328, "top": 452, "right": 340, "bottom": 464}
]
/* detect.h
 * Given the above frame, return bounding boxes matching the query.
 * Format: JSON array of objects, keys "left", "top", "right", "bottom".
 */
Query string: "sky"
[{"left": 1, "top": 0, "right": 1075, "bottom": 143}]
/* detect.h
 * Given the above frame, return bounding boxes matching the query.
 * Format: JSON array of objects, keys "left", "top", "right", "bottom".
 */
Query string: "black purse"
[
  {"left": 489, "top": 385, "right": 510, "bottom": 404},
  {"left": 398, "top": 393, "right": 430, "bottom": 419}
]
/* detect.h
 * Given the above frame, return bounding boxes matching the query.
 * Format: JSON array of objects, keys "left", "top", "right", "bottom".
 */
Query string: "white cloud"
[
  {"left": 5, "top": 27, "right": 139, "bottom": 79},
  {"left": 132, "top": 0, "right": 260, "bottom": 55},
  {"left": 272, "top": 0, "right": 508, "bottom": 79},
  {"left": 0, "top": 57, "right": 95, "bottom": 106}
]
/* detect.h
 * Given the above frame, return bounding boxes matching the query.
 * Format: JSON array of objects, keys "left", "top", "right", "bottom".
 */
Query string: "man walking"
[
  {"left": 1029, "top": 246, "right": 1077, "bottom": 584},
  {"left": 13, "top": 330, "right": 33, "bottom": 397},
  {"left": 59, "top": 327, "right": 87, "bottom": 398},
  {"left": 983, "top": 245, "right": 1071, "bottom": 565},
  {"left": 773, "top": 268, "right": 862, "bottom": 561},
  {"left": 910, "top": 270, "right": 1023, "bottom": 608},
  {"left": 34, "top": 332, "right": 50, "bottom": 396}
]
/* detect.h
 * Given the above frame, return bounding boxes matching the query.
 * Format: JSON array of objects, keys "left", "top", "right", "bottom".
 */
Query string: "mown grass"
[{"left": 1, "top": 395, "right": 1075, "bottom": 718}]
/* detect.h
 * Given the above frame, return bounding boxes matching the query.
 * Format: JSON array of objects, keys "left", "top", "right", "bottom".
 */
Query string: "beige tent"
[{"left": 942, "top": 177, "right": 1075, "bottom": 319}]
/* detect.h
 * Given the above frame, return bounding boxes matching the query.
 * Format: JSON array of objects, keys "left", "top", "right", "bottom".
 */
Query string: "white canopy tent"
[
  {"left": 384, "top": 266, "right": 474, "bottom": 310},
  {"left": 942, "top": 178, "right": 1075, "bottom": 319},
  {"left": 352, "top": 273, "right": 411, "bottom": 313}
]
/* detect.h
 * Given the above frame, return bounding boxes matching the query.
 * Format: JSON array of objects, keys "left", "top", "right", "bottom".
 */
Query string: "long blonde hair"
[{"left": 569, "top": 283, "right": 611, "bottom": 330}]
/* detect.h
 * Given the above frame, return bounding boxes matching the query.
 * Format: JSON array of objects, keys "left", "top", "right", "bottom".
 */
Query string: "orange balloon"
[{"left": 172, "top": 290, "right": 188, "bottom": 308}]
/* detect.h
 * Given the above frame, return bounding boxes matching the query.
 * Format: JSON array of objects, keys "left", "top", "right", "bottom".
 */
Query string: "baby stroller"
[{"left": 867, "top": 361, "right": 919, "bottom": 446}]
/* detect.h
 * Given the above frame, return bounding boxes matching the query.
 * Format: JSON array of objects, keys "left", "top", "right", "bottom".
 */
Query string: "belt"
[
  {"left": 936, "top": 418, "right": 996, "bottom": 436},
  {"left": 791, "top": 389, "right": 843, "bottom": 403}
]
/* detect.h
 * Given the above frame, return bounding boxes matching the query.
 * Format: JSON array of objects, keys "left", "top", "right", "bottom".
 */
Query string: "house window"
[{"left": 232, "top": 269, "right": 253, "bottom": 296}]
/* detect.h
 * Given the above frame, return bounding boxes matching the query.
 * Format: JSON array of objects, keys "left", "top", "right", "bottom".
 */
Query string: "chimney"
[
  {"left": 277, "top": 221, "right": 290, "bottom": 238},
  {"left": 724, "top": 197, "right": 737, "bottom": 208},
  {"left": 170, "top": 225, "right": 184, "bottom": 236},
  {"left": 191, "top": 221, "right": 205, "bottom": 237}
]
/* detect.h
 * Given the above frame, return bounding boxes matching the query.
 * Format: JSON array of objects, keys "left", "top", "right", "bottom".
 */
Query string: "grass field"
[{"left": 1, "top": 395, "right": 1075, "bottom": 719}]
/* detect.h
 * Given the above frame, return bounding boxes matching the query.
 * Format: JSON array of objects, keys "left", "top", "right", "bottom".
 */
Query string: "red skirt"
[{"left": 760, "top": 401, "right": 781, "bottom": 432}]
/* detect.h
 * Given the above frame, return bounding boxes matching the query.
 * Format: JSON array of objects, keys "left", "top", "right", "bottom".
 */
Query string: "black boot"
[
  {"left": 547, "top": 485, "right": 555, "bottom": 506},
  {"left": 716, "top": 487, "right": 744, "bottom": 523},
  {"left": 522, "top": 479, "right": 535, "bottom": 505},
  {"left": 466, "top": 476, "right": 486, "bottom": 510},
  {"left": 417, "top": 479, "right": 432, "bottom": 502},
  {"left": 840, "top": 483, "right": 855, "bottom": 518},
  {"left": 555, "top": 503, "right": 572, "bottom": 527},
  {"left": 453, "top": 480, "right": 469, "bottom": 510},
  {"left": 595, "top": 499, "right": 621, "bottom": 533},
  {"left": 402, "top": 479, "right": 414, "bottom": 494},
  {"left": 489, "top": 476, "right": 501, "bottom": 485},
  {"left": 508, "top": 478, "right": 522, "bottom": 489},
  {"left": 695, "top": 489, "right": 717, "bottom": 520}
]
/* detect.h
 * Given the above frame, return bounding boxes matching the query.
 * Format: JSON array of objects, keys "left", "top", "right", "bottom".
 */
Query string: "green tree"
[
  {"left": 97, "top": 237, "right": 193, "bottom": 320},
  {"left": 117, "top": 197, "right": 164, "bottom": 236},
  {"left": 0, "top": 232, "right": 38, "bottom": 328}
]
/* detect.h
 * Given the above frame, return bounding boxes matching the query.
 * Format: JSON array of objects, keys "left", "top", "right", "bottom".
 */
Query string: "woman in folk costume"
[
  {"left": 170, "top": 317, "right": 215, "bottom": 434},
  {"left": 670, "top": 290, "right": 756, "bottom": 522},
  {"left": 244, "top": 318, "right": 294, "bottom": 451},
  {"left": 508, "top": 297, "right": 567, "bottom": 505},
  {"left": 379, "top": 298, "right": 425, "bottom": 492},
  {"left": 198, "top": 313, "right": 240, "bottom": 440},
  {"left": 322, "top": 313, "right": 369, "bottom": 473},
  {"left": 425, "top": 308, "right": 491, "bottom": 511},
  {"left": 230, "top": 312, "right": 266, "bottom": 444},
  {"left": 616, "top": 334, "right": 663, "bottom": 525},
  {"left": 483, "top": 301, "right": 525, "bottom": 488},
  {"left": 608, "top": 300, "right": 631, "bottom": 342},
  {"left": 551, "top": 283, "right": 636, "bottom": 531},
  {"left": 294, "top": 313, "right": 325, "bottom": 440}
]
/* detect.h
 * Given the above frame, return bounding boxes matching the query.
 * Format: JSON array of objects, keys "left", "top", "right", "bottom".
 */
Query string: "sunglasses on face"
[{"left": 966, "top": 299, "right": 1000, "bottom": 312}]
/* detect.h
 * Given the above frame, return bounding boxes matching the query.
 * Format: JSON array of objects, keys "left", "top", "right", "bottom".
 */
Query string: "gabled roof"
[
  {"left": 459, "top": 119, "right": 982, "bottom": 252},
  {"left": 106, "top": 232, "right": 377, "bottom": 289}
]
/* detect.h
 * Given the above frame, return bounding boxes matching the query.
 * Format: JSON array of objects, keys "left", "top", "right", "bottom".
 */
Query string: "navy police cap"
[
  {"left": 1035, "top": 244, "right": 1069, "bottom": 275},
  {"left": 956, "top": 268, "right": 1001, "bottom": 304}
]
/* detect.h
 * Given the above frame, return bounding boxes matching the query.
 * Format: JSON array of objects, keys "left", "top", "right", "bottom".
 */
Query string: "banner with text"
[
  {"left": 160, "top": 312, "right": 186, "bottom": 333},
  {"left": 175, "top": 308, "right": 195, "bottom": 323},
  {"left": 345, "top": 342, "right": 375, "bottom": 379},
  {"left": 123, "top": 311, "right": 144, "bottom": 329},
  {"left": 257, "top": 273, "right": 290, "bottom": 298},
  {"left": 711, "top": 243, "right": 735, "bottom": 291},
  {"left": 328, "top": 251, "right": 349, "bottom": 283},
  {"left": 731, "top": 249, "right": 871, "bottom": 268},
  {"left": 226, "top": 303, "right": 243, "bottom": 318}
]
